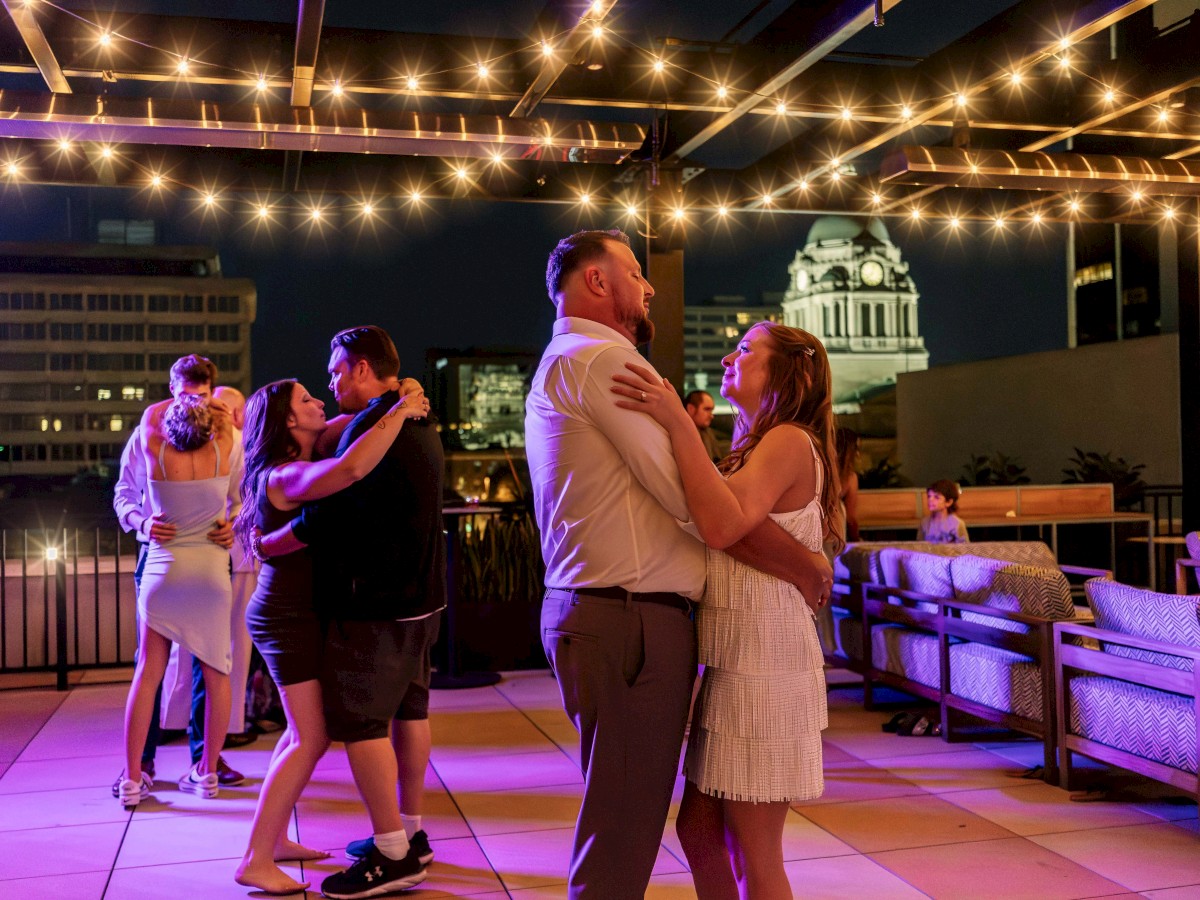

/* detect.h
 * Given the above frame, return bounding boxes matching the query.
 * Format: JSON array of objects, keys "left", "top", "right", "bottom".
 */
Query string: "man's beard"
[{"left": 624, "top": 313, "right": 654, "bottom": 345}]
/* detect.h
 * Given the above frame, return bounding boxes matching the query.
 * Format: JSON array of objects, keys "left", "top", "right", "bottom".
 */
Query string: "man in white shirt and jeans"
[{"left": 525, "top": 229, "right": 832, "bottom": 899}]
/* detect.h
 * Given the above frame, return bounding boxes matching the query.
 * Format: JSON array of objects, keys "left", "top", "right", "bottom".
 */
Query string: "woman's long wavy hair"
[
  {"left": 233, "top": 380, "right": 302, "bottom": 553},
  {"left": 719, "top": 322, "right": 845, "bottom": 552}
]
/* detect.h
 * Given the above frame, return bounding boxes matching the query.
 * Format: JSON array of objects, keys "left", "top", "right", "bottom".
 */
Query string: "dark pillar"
[
  {"left": 1179, "top": 197, "right": 1200, "bottom": 532},
  {"left": 647, "top": 249, "right": 685, "bottom": 389}
]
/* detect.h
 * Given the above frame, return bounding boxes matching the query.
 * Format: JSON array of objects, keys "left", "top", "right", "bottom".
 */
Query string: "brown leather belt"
[{"left": 568, "top": 586, "right": 692, "bottom": 613}]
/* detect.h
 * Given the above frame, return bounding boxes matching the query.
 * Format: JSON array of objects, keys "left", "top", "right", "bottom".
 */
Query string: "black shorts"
[{"left": 320, "top": 612, "right": 441, "bottom": 743}]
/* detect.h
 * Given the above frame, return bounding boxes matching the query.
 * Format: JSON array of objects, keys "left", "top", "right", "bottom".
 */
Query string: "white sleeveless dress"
[
  {"left": 684, "top": 438, "right": 828, "bottom": 803},
  {"left": 138, "top": 440, "right": 234, "bottom": 675}
]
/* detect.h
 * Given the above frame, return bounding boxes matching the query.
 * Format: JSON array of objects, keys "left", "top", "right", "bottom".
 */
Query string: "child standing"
[{"left": 919, "top": 479, "right": 969, "bottom": 544}]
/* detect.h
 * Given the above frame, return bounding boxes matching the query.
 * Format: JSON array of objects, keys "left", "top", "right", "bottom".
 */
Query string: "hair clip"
[{"left": 802, "top": 345, "right": 815, "bottom": 358}]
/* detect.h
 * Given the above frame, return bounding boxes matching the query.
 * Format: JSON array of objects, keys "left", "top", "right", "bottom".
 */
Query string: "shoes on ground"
[
  {"left": 216, "top": 756, "right": 245, "bottom": 786},
  {"left": 321, "top": 845, "right": 427, "bottom": 899},
  {"left": 111, "top": 761, "right": 155, "bottom": 798},
  {"left": 346, "top": 830, "right": 433, "bottom": 866},
  {"left": 117, "top": 772, "right": 152, "bottom": 809},
  {"left": 222, "top": 730, "right": 257, "bottom": 749},
  {"left": 178, "top": 763, "right": 219, "bottom": 799}
]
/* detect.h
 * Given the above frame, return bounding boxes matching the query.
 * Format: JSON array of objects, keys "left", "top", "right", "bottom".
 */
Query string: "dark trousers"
[
  {"left": 541, "top": 589, "right": 696, "bottom": 900},
  {"left": 135, "top": 544, "right": 159, "bottom": 766}
]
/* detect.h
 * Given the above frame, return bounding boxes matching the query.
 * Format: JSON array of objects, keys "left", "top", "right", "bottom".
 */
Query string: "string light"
[
  {"left": 672, "top": 208, "right": 685, "bottom": 221},
  {"left": 99, "top": 145, "right": 114, "bottom": 159},
  {"left": 591, "top": 25, "right": 604, "bottom": 39},
  {"left": 1059, "top": 37, "right": 1072, "bottom": 50},
  {"left": 900, "top": 105, "right": 913, "bottom": 120},
  {"left": 955, "top": 93, "right": 968, "bottom": 107},
  {"left": 309, "top": 208, "right": 322, "bottom": 221},
  {"left": 477, "top": 64, "right": 489, "bottom": 79},
  {"left": 203, "top": 192, "right": 216, "bottom": 206},
  {"left": 775, "top": 100, "right": 787, "bottom": 115},
  {"left": 871, "top": 192, "right": 882, "bottom": 205},
  {"left": 1131, "top": 189, "right": 1143, "bottom": 202},
  {"left": 56, "top": 138, "right": 71, "bottom": 152},
  {"left": 257, "top": 204, "right": 270, "bottom": 219},
  {"left": 149, "top": 174, "right": 163, "bottom": 188},
  {"left": 830, "top": 170, "right": 841, "bottom": 182},
  {"left": 331, "top": 80, "right": 344, "bottom": 97},
  {"left": 841, "top": 107, "right": 853, "bottom": 120},
  {"left": 910, "top": 208, "right": 921, "bottom": 220},
  {"left": 4, "top": 161, "right": 19, "bottom": 178},
  {"left": 1103, "top": 88, "right": 1115, "bottom": 103},
  {"left": 949, "top": 216, "right": 961, "bottom": 229},
  {"left": 541, "top": 42, "right": 553, "bottom": 58},
  {"left": 716, "top": 85, "right": 728, "bottom": 100},
  {"left": 98, "top": 30, "right": 112, "bottom": 47},
  {"left": 625, "top": 204, "right": 637, "bottom": 216},
  {"left": 993, "top": 216, "right": 1005, "bottom": 229},
  {"left": 1157, "top": 108, "right": 1169, "bottom": 123},
  {"left": 1068, "top": 199, "right": 1081, "bottom": 213},
  {"left": 255, "top": 75, "right": 268, "bottom": 92},
  {"left": 455, "top": 166, "right": 468, "bottom": 180},
  {"left": 1010, "top": 72, "right": 1023, "bottom": 86},
  {"left": 410, "top": 190, "right": 422, "bottom": 203},
  {"left": 761, "top": 194, "right": 773, "bottom": 206},
  {"left": 1163, "top": 206, "right": 1176, "bottom": 220},
  {"left": 406, "top": 76, "right": 419, "bottom": 91},
  {"left": 797, "top": 178, "right": 809, "bottom": 191},
  {"left": 579, "top": 192, "right": 591, "bottom": 205},
  {"left": 1031, "top": 212, "right": 1042, "bottom": 225},
  {"left": 176, "top": 57, "right": 190, "bottom": 76},
  {"left": 717, "top": 205, "right": 728, "bottom": 217},
  {"left": 1059, "top": 55, "right": 1071, "bottom": 69},
  {"left": 652, "top": 59, "right": 665, "bottom": 74}
]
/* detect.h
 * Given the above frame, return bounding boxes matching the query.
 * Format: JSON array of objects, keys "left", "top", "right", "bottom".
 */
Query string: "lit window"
[
  {"left": 109, "top": 416, "right": 124, "bottom": 432},
  {"left": 97, "top": 388, "right": 112, "bottom": 400}
]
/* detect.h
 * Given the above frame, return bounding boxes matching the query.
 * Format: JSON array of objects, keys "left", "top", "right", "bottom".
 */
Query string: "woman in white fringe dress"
[{"left": 613, "top": 321, "right": 843, "bottom": 900}]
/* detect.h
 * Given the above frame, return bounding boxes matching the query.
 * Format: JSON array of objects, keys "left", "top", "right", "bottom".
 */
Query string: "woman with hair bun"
[
  {"left": 119, "top": 391, "right": 238, "bottom": 809},
  {"left": 613, "top": 321, "right": 842, "bottom": 900}
]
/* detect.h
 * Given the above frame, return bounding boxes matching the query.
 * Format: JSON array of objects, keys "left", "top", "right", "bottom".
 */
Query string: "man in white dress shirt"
[{"left": 525, "top": 230, "right": 832, "bottom": 899}]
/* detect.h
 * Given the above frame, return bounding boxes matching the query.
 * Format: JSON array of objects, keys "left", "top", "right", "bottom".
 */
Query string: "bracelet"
[{"left": 251, "top": 531, "right": 267, "bottom": 562}]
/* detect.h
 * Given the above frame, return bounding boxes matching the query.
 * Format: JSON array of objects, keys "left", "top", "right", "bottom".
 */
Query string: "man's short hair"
[
  {"left": 684, "top": 390, "right": 713, "bottom": 408},
  {"left": 331, "top": 325, "right": 400, "bottom": 379},
  {"left": 169, "top": 354, "right": 217, "bottom": 390},
  {"left": 545, "top": 229, "right": 629, "bottom": 302}
]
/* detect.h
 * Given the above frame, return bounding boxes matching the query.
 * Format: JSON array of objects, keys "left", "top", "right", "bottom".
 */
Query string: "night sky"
[{"left": 1, "top": 183, "right": 1069, "bottom": 397}]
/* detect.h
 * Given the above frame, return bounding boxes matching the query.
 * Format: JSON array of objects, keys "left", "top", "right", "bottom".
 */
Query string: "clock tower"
[{"left": 781, "top": 216, "right": 928, "bottom": 411}]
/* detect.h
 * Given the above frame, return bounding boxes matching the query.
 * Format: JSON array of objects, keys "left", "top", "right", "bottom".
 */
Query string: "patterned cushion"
[
  {"left": 950, "top": 556, "right": 1075, "bottom": 634},
  {"left": 948, "top": 642, "right": 1043, "bottom": 721},
  {"left": 1085, "top": 579, "right": 1200, "bottom": 672},
  {"left": 871, "top": 626, "right": 939, "bottom": 689},
  {"left": 1068, "top": 674, "right": 1196, "bottom": 774},
  {"left": 878, "top": 548, "right": 953, "bottom": 612},
  {"left": 1187, "top": 531, "right": 1200, "bottom": 561}
]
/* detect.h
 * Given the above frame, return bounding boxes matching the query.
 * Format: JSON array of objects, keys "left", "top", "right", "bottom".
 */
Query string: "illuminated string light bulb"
[
  {"left": 652, "top": 59, "right": 665, "bottom": 73},
  {"left": 1163, "top": 206, "right": 1176, "bottom": 220},
  {"left": 716, "top": 85, "right": 728, "bottom": 100},
  {"left": 176, "top": 57, "right": 190, "bottom": 75},
  {"left": 580, "top": 193, "right": 591, "bottom": 205},
  {"left": 1068, "top": 199, "right": 1081, "bottom": 213},
  {"left": 490, "top": 151, "right": 503, "bottom": 165},
  {"left": 830, "top": 170, "right": 841, "bottom": 182},
  {"left": 717, "top": 206, "right": 728, "bottom": 217},
  {"left": 1059, "top": 55, "right": 1071, "bottom": 69},
  {"left": 955, "top": 93, "right": 968, "bottom": 107},
  {"left": 625, "top": 204, "right": 637, "bottom": 216},
  {"left": 1059, "top": 36, "right": 1071, "bottom": 50},
  {"left": 1032, "top": 212, "right": 1043, "bottom": 225},
  {"left": 672, "top": 208, "right": 685, "bottom": 221},
  {"left": 775, "top": 100, "right": 787, "bottom": 115},
  {"left": 362, "top": 202, "right": 374, "bottom": 216},
  {"left": 99, "top": 145, "right": 114, "bottom": 159},
  {"left": 841, "top": 107, "right": 853, "bottom": 120},
  {"left": 257, "top": 205, "right": 270, "bottom": 219},
  {"left": 256, "top": 75, "right": 268, "bottom": 92},
  {"left": 900, "top": 105, "right": 913, "bottom": 120},
  {"left": 1103, "top": 88, "right": 1115, "bottom": 103},
  {"left": 203, "top": 192, "right": 216, "bottom": 206},
  {"left": 410, "top": 190, "right": 422, "bottom": 203},
  {"left": 871, "top": 192, "right": 882, "bottom": 205},
  {"left": 797, "top": 178, "right": 809, "bottom": 191},
  {"left": 98, "top": 30, "right": 112, "bottom": 47},
  {"left": 4, "top": 161, "right": 18, "bottom": 178},
  {"left": 331, "top": 80, "right": 344, "bottom": 97},
  {"left": 310, "top": 208, "right": 322, "bottom": 221},
  {"left": 591, "top": 25, "right": 604, "bottom": 39},
  {"left": 910, "top": 208, "right": 921, "bottom": 220},
  {"left": 993, "top": 216, "right": 1005, "bottom": 229},
  {"left": 591, "top": 0, "right": 604, "bottom": 12},
  {"left": 406, "top": 76, "right": 419, "bottom": 90},
  {"left": 949, "top": 217, "right": 961, "bottom": 229},
  {"left": 149, "top": 174, "right": 163, "bottom": 188},
  {"left": 477, "top": 63, "right": 489, "bottom": 79},
  {"left": 1010, "top": 72, "right": 1023, "bottom": 86},
  {"left": 1131, "top": 189, "right": 1143, "bottom": 202},
  {"left": 455, "top": 166, "right": 468, "bottom": 180},
  {"left": 56, "top": 138, "right": 71, "bottom": 152},
  {"left": 761, "top": 194, "right": 773, "bottom": 206},
  {"left": 541, "top": 42, "right": 553, "bottom": 57}
]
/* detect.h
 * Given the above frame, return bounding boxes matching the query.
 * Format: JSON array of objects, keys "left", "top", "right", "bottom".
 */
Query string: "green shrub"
[
  {"left": 960, "top": 452, "right": 1031, "bottom": 486},
  {"left": 1061, "top": 447, "right": 1147, "bottom": 510}
]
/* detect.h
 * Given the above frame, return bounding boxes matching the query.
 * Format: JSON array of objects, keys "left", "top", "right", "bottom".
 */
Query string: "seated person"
[{"left": 918, "top": 479, "right": 969, "bottom": 544}]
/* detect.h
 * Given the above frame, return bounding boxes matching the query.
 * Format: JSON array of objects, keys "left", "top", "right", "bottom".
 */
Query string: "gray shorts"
[{"left": 320, "top": 612, "right": 441, "bottom": 743}]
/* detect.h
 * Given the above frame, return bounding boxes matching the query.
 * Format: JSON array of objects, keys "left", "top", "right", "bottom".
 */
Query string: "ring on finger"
[{"left": 639, "top": 390, "right": 647, "bottom": 402}]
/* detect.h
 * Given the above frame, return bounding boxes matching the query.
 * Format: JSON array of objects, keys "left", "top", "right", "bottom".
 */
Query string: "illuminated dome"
[{"left": 804, "top": 215, "right": 890, "bottom": 247}]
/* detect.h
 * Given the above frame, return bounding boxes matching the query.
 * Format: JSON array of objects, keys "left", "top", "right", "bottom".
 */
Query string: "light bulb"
[
  {"left": 541, "top": 43, "right": 553, "bottom": 57},
  {"left": 56, "top": 138, "right": 71, "bottom": 152},
  {"left": 900, "top": 105, "right": 912, "bottom": 119},
  {"left": 841, "top": 107, "right": 853, "bottom": 120},
  {"left": 580, "top": 193, "right": 590, "bottom": 205},
  {"left": 652, "top": 59, "right": 665, "bottom": 73},
  {"left": 257, "top": 205, "right": 269, "bottom": 218},
  {"left": 256, "top": 76, "right": 268, "bottom": 92},
  {"left": 406, "top": 76, "right": 419, "bottom": 90},
  {"left": 625, "top": 205, "right": 637, "bottom": 216},
  {"left": 672, "top": 208, "right": 685, "bottom": 220},
  {"left": 203, "top": 193, "right": 216, "bottom": 206},
  {"left": 331, "top": 80, "right": 344, "bottom": 97},
  {"left": 911, "top": 208, "right": 921, "bottom": 220},
  {"left": 717, "top": 85, "right": 728, "bottom": 100},
  {"left": 176, "top": 58, "right": 190, "bottom": 75},
  {"left": 717, "top": 206, "right": 728, "bottom": 216},
  {"left": 775, "top": 100, "right": 787, "bottom": 115},
  {"left": 362, "top": 203, "right": 374, "bottom": 215},
  {"left": 477, "top": 64, "right": 489, "bottom": 79}
]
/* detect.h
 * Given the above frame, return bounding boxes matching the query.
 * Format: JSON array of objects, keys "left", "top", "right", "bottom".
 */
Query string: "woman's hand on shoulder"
[{"left": 610, "top": 362, "right": 688, "bottom": 429}]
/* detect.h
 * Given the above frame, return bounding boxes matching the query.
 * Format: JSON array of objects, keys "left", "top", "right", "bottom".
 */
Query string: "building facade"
[
  {"left": 780, "top": 216, "right": 929, "bottom": 411},
  {"left": 0, "top": 243, "right": 255, "bottom": 476}
]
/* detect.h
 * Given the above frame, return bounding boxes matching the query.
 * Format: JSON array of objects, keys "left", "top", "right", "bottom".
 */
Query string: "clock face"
[{"left": 860, "top": 261, "right": 884, "bottom": 286}]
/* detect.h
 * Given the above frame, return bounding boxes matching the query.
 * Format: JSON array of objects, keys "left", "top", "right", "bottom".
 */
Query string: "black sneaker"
[
  {"left": 346, "top": 831, "right": 433, "bottom": 865},
  {"left": 321, "top": 846, "right": 427, "bottom": 898}
]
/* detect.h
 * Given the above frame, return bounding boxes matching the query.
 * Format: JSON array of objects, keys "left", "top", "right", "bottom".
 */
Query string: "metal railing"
[{"left": 1, "top": 527, "right": 138, "bottom": 687}]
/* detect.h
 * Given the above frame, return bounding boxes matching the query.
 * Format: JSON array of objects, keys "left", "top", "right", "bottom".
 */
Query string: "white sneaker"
[
  {"left": 118, "top": 772, "right": 151, "bottom": 809},
  {"left": 178, "top": 764, "right": 219, "bottom": 799}
]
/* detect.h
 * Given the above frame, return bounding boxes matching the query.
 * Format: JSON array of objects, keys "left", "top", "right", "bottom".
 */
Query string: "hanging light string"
[{"left": 2, "top": 2, "right": 1197, "bottom": 232}]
